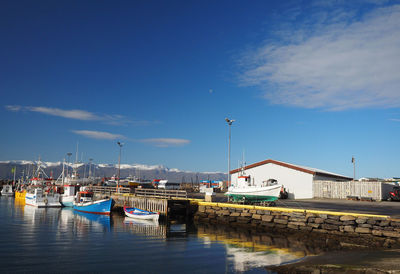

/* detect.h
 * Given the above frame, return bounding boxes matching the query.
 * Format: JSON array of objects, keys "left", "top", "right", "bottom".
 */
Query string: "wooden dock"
[
  {"left": 91, "top": 186, "right": 193, "bottom": 218},
  {"left": 113, "top": 194, "right": 169, "bottom": 216}
]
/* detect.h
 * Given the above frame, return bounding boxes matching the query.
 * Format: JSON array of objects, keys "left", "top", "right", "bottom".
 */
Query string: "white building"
[{"left": 230, "top": 159, "right": 352, "bottom": 199}]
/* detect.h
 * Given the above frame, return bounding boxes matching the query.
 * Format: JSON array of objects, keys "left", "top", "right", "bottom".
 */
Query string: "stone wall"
[{"left": 193, "top": 205, "right": 400, "bottom": 247}]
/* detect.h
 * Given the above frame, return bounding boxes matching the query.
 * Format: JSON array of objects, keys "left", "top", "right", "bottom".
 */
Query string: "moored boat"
[
  {"left": 60, "top": 185, "right": 76, "bottom": 207},
  {"left": 73, "top": 189, "right": 113, "bottom": 215},
  {"left": 123, "top": 206, "right": 160, "bottom": 221},
  {"left": 25, "top": 187, "right": 61, "bottom": 207},
  {"left": 1, "top": 185, "right": 14, "bottom": 196},
  {"left": 15, "top": 189, "right": 26, "bottom": 201},
  {"left": 225, "top": 175, "right": 282, "bottom": 203}
]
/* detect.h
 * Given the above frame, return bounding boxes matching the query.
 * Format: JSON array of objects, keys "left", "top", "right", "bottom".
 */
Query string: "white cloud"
[
  {"left": 139, "top": 138, "right": 190, "bottom": 147},
  {"left": 240, "top": 4, "right": 400, "bottom": 110},
  {"left": 5, "top": 105, "right": 22, "bottom": 111},
  {"left": 5, "top": 105, "right": 155, "bottom": 125},
  {"left": 28, "top": 106, "right": 99, "bottom": 120},
  {"left": 72, "top": 130, "right": 125, "bottom": 140}
]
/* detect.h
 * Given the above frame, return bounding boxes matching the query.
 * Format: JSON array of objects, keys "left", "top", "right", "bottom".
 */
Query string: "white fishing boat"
[
  {"left": 60, "top": 185, "right": 76, "bottom": 207},
  {"left": 225, "top": 175, "right": 282, "bottom": 203},
  {"left": 1, "top": 185, "right": 14, "bottom": 196},
  {"left": 25, "top": 188, "right": 61, "bottom": 207}
]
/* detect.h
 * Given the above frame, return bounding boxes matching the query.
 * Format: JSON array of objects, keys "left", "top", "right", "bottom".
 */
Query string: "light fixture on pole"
[
  {"left": 351, "top": 156, "right": 356, "bottom": 180},
  {"left": 117, "top": 141, "right": 124, "bottom": 191},
  {"left": 225, "top": 118, "right": 235, "bottom": 188}
]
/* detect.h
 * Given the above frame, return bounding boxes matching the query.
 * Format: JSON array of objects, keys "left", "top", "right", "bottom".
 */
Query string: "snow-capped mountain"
[{"left": 0, "top": 160, "right": 226, "bottom": 182}]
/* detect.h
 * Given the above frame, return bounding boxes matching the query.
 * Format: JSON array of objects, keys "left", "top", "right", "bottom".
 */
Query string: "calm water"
[{"left": 0, "top": 197, "right": 305, "bottom": 273}]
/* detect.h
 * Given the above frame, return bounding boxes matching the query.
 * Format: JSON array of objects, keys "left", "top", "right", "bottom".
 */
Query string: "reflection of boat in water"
[
  {"left": 58, "top": 208, "right": 75, "bottom": 232},
  {"left": 196, "top": 227, "right": 305, "bottom": 272},
  {"left": 22, "top": 205, "right": 60, "bottom": 226},
  {"left": 226, "top": 245, "right": 303, "bottom": 272},
  {"left": 124, "top": 217, "right": 159, "bottom": 226},
  {"left": 123, "top": 217, "right": 166, "bottom": 238},
  {"left": 74, "top": 210, "right": 111, "bottom": 231}
]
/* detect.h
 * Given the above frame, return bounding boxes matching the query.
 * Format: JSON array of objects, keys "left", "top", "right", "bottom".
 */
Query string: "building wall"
[{"left": 231, "top": 163, "right": 314, "bottom": 199}]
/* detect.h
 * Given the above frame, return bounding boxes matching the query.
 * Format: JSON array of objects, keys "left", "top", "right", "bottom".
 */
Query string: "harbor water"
[{"left": 0, "top": 197, "right": 305, "bottom": 273}]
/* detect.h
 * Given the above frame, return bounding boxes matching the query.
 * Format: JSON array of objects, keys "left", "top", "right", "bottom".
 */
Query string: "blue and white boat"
[
  {"left": 124, "top": 206, "right": 159, "bottom": 221},
  {"left": 73, "top": 189, "right": 113, "bottom": 215}
]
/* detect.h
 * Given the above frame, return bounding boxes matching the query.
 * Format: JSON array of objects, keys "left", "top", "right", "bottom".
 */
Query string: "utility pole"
[
  {"left": 225, "top": 118, "right": 235, "bottom": 188},
  {"left": 117, "top": 141, "right": 123, "bottom": 192},
  {"left": 352, "top": 156, "right": 356, "bottom": 180}
]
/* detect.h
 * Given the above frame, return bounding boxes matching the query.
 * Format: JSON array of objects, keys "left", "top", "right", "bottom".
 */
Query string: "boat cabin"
[
  {"left": 157, "top": 180, "right": 181, "bottom": 190},
  {"left": 63, "top": 185, "right": 75, "bottom": 196},
  {"left": 1, "top": 185, "right": 13, "bottom": 195},
  {"left": 29, "top": 187, "right": 44, "bottom": 198},
  {"left": 76, "top": 191, "right": 93, "bottom": 203},
  {"left": 236, "top": 176, "right": 253, "bottom": 187}
]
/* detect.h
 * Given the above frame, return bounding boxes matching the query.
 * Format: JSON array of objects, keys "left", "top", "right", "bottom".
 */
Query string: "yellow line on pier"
[{"left": 195, "top": 201, "right": 390, "bottom": 219}]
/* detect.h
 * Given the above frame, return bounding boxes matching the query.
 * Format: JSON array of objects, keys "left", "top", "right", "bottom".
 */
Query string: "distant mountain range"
[{"left": 0, "top": 160, "right": 226, "bottom": 182}]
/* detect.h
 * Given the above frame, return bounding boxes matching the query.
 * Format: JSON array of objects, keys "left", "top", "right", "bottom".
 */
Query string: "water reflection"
[
  {"left": 123, "top": 217, "right": 166, "bottom": 238},
  {"left": 14, "top": 202, "right": 112, "bottom": 236},
  {"left": 74, "top": 210, "right": 111, "bottom": 233},
  {"left": 196, "top": 223, "right": 306, "bottom": 272},
  {"left": 3, "top": 198, "right": 400, "bottom": 273},
  {"left": 23, "top": 205, "right": 60, "bottom": 226}
]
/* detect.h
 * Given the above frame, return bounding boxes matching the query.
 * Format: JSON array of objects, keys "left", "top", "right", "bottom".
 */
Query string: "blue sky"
[{"left": 1, "top": 0, "right": 400, "bottom": 178}]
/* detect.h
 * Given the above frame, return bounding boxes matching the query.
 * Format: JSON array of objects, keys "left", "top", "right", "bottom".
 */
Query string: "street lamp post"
[
  {"left": 117, "top": 142, "right": 123, "bottom": 192},
  {"left": 225, "top": 118, "right": 235, "bottom": 188}
]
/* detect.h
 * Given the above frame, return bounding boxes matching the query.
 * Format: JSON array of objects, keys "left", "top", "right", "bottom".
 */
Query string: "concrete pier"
[{"left": 192, "top": 201, "right": 400, "bottom": 248}]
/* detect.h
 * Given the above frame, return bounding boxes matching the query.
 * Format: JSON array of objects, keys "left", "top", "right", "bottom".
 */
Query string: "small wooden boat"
[{"left": 123, "top": 206, "right": 159, "bottom": 221}]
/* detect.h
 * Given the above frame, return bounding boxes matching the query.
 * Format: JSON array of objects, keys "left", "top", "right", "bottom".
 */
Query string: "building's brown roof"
[{"left": 230, "top": 159, "right": 352, "bottom": 180}]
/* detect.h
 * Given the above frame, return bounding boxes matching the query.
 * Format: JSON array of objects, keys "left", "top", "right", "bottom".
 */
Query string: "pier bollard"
[
  {"left": 205, "top": 193, "right": 213, "bottom": 202},
  {"left": 204, "top": 188, "right": 214, "bottom": 202}
]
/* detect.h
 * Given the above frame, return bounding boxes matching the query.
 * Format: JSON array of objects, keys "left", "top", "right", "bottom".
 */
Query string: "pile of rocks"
[{"left": 194, "top": 205, "right": 400, "bottom": 245}]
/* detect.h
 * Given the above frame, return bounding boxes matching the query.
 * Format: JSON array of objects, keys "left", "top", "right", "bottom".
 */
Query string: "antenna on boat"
[
  {"left": 75, "top": 142, "right": 79, "bottom": 164},
  {"left": 240, "top": 149, "right": 246, "bottom": 176}
]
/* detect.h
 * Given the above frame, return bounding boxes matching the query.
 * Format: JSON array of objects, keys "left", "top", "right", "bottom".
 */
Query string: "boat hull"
[
  {"left": 225, "top": 185, "right": 282, "bottom": 203},
  {"left": 25, "top": 193, "right": 62, "bottom": 207},
  {"left": 60, "top": 195, "right": 75, "bottom": 207},
  {"left": 124, "top": 207, "right": 160, "bottom": 221},
  {"left": 15, "top": 190, "right": 26, "bottom": 200},
  {"left": 73, "top": 198, "right": 113, "bottom": 215}
]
